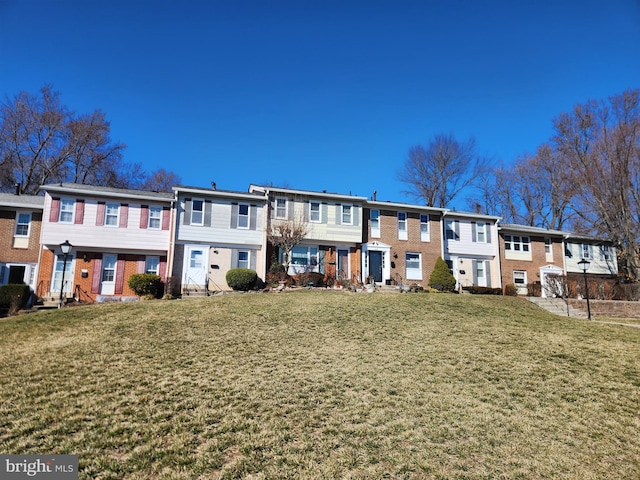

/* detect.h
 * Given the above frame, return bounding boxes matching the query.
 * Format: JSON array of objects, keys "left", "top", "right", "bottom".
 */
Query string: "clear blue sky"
[{"left": 1, "top": 0, "right": 639, "bottom": 206}]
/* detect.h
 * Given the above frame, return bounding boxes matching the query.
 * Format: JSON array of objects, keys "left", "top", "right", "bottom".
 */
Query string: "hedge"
[
  {"left": 226, "top": 268, "right": 258, "bottom": 291},
  {"left": 0, "top": 284, "right": 31, "bottom": 310}
]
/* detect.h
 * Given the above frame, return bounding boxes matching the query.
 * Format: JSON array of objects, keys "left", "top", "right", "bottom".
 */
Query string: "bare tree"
[
  {"left": 399, "top": 133, "right": 490, "bottom": 208},
  {"left": 267, "top": 212, "right": 309, "bottom": 273},
  {"left": 553, "top": 89, "right": 640, "bottom": 281},
  {"left": 139, "top": 168, "right": 182, "bottom": 192}
]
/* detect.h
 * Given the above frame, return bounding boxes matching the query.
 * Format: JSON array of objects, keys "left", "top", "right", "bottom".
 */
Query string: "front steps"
[{"left": 527, "top": 297, "right": 589, "bottom": 319}]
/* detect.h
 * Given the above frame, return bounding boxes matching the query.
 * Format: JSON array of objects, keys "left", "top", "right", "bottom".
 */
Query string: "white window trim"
[
  {"left": 309, "top": 201, "right": 321, "bottom": 223},
  {"left": 148, "top": 206, "right": 162, "bottom": 229},
  {"left": 191, "top": 198, "right": 204, "bottom": 226},
  {"left": 237, "top": 203, "right": 250, "bottom": 229},
  {"left": 237, "top": 250, "right": 250, "bottom": 269},
  {"left": 59, "top": 199, "right": 75, "bottom": 223},
  {"left": 445, "top": 220, "right": 459, "bottom": 241},
  {"left": 14, "top": 211, "right": 31, "bottom": 237},
  {"left": 406, "top": 252, "right": 422, "bottom": 280},
  {"left": 398, "top": 212, "right": 407, "bottom": 240},
  {"left": 370, "top": 209, "right": 380, "bottom": 238},
  {"left": 513, "top": 270, "right": 527, "bottom": 285},
  {"left": 341, "top": 204, "right": 353, "bottom": 225},
  {"left": 420, "top": 214, "right": 430, "bottom": 242},
  {"left": 275, "top": 197, "right": 288, "bottom": 220},
  {"left": 504, "top": 235, "right": 530, "bottom": 252},
  {"left": 475, "top": 222, "right": 487, "bottom": 243},
  {"left": 145, "top": 256, "right": 160, "bottom": 275},
  {"left": 105, "top": 203, "right": 120, "bottom": 227}
]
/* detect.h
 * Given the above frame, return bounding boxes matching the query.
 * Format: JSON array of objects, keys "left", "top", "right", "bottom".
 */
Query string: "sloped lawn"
[{"left": 1, "top": 291, "right": 638, "bottom": 479}]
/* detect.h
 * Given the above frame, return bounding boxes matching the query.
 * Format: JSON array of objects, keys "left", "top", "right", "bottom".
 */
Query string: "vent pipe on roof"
[
  {"left": 14, "top": 183, "right": 20, "bottom": 196},
  {"left": 372, "top": 190, "right": 377, "bottom": 201},
  {"left": 211, "top": 182, "right": 216, "bottom": 190}
]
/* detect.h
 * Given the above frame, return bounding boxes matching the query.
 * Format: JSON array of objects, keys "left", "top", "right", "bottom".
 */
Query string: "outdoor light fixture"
[
  {"left": 577, "top": 258, "right": 592, "bottom": 320},
  {"left": 58, "top": 240, "right": 73, "bottom": 309}
]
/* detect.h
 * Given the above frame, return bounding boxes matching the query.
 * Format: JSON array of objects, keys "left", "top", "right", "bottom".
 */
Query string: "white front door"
[
  {"left": 100, "top": 254, "right": 117, "bottom": 295},
  {"left": 183, "top": 245, "right": 209, "bottom": 288},
  {"left": 52, "top": 254, "right": 75, "bottom": 294}
]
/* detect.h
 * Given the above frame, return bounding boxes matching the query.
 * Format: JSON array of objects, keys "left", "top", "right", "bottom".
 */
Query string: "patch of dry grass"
[{"left": 1, "top": 291, "right": 638, "bottom": 479}]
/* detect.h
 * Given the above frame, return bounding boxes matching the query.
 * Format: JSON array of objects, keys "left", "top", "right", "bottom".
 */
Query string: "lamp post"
[
  {"left": 577, "top": 258, "right": 592, "bottom": 320},
  {"left": 58, "top": 240, "right": 72, "bottom": 309}
]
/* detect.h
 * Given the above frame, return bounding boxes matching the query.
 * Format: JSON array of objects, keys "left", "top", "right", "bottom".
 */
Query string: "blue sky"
[{"left": 1, "top": 1, "right": 639, "bottom": 207}]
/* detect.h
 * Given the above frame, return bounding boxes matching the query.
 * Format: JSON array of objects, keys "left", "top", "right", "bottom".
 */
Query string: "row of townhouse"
[{"left": 0, "top": 183, "right": 619, "bottom": 303}]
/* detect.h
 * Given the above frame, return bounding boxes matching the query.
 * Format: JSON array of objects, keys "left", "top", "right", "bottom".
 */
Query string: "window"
[
  {"left": 145, "top": 256, "right": 160, "bottom": 275},
  {"left": 191, "top": 199, "right": 204, "bottom": 225},
  {"left": 342, "top": 205, "right": 352, "bottom": 225},
  {"left": 445, "top": 220, "right": 459, "bottom": 240},
  {"left": 190, "top": 250, "right": 203, "bottom": 268},
  {"left": 102, "top": 256, "right": 116, "bottom": 282},
  {"left": 370, "top": 209, "right": 380, "bottom": 237},
  {"left": 59, "top": 199, "right": 74, "bottom": 223},
  {"left": 309, "top": 202, "right": 321, "bottom": 222},
  {"left": 105, "top": 203, "right": 119, "bottom": 226},
  {"left": 544, "top": 238, "right": 552, "bottom": 254},
  {"left": 600, "top": 245, "right": 612, "bottom": 261},
  {"left": 475, "top": 222, "right": 486, "bottom": 243},
  {"left": 148, "top": 206, "right": 162, "bottom": 229},
  {"left": 237, "top": 204, "right": 249, "bottom": 228},
  {"left": 275, "top": 197, "right": 287, "bottom": 219},
  {"left": 504, "top": 235, "right": 529, "bottom": 252},
  {"left": 291, "top": 246, "right": 318, "bottom": 268},
  {"left": 406, "top": 252, "right": 422, "bottom": 280},
  {"left": 15, "top": 213, "right": 31, "bottom": 236},
  {"left": 420, "top": 214, "right": 429, "bottom": 241},
  {"left": 514, "top": 270, "right": 526, "bottom": 285},
  {"left": 476, "top": 260, "right": 485, "bottom": 280},
  {"left": 398, "top": 212, "right": 407, "bottom": 240},
  {"left": 581, "top": 244, "right": 593, "bottom": 260},
  {"left": 237, "top": 251, "right": 249, "bottom": 269}
]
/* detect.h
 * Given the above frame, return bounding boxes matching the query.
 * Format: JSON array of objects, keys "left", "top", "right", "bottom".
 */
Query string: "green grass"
[{"left": 1, "top": 291, "right": 639, "bottom": 479}]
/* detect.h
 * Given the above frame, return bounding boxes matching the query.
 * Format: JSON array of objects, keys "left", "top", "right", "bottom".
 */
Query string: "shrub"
[
  {"left": 295, "top": 272, "right": 325, "bottom": 287},
  {"left": 266, "top": 263, "right": 292, "bottom": 286},
  {"left": 428, "top": 257, "right": 457, "bottom": 292},
  {"left": 466, "top": 286, "right": 503, "bottom": 295},
  {"left": 0, "top": 284, "right": 31, "bottom": 312},
  {"left": 504, "top": 283, "right": 518, "bottom": 296},
  {"left": 128, "top": 274, "right": 162, "bottom": 297},
  {"left": 226, "top": 268, "right": 258, "bottom": 291}
]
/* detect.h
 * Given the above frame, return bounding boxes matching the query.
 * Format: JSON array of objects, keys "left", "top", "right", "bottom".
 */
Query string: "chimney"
[
  {"left": 14, "top": 183, "right": 20, "bottom": 196},
  {"left": 372, "top": 190, "right": 377, "bottom": 201},
  {"left": 211, "top": 182, "right": 216, "bottom": 190}
]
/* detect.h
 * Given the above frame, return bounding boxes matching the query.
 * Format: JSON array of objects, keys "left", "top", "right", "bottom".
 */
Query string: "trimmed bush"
[
  {"left": 128, "top": 274, "right": 162, "bottom": 297},
  {"left": 226, "top": 268, "right": 258, "bottom": 291},
  {"left": 428, "top": 257, "right": 457, "bottom": 292},
  {"left": 295, "top": 272, "right": 325, "bottom": 287},
  {"left": 0, "top": 284, "right": 31, "bottom": 311},
  {"left": 504, "top": 283, "right": 518, "bottom": 296},
  {"left": 466, "top": 286, "right": 503, "bottom": 295}
]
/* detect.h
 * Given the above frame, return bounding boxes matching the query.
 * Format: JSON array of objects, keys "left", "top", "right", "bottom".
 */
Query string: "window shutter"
[
  {"left": 486, "top": 224, "right": 492, "bottom": 243},
  {"left": 162, "top": 207, "right": 170, "bottom": 230},
  {"left": 589, "top": 245, "right": 594, "bottom": 259},
  {"left": 114, "top": 258, "right": 126, "bottom": 294},
  {"left": 49, "top": 197, "right": 60, "bottom": 222},
  {"left": 119, "top": 204, "right": 128, "bottom": 228},
  {"left": 230, "top": 203, "right": 239, "bottom": 229},
  {"left": 137, "top": 256, "right": 145, "bottom": 274},
  {"left": 486, "top": 261, "right": 492, "bottom": 287},
  {"left": 231, "top": 249, "right": 238, "bottom": 268},
  {"left": 353, "top": 206, "right": 359, "bottom": 226},
  {"left": 319, "top": 249, "right": 325, "bottom": 274},
  {"left": 91, "top": 256, "right": 102, "bottom": 294},
  {"left": 204, "top": 200, "right": 212, "bottom": 227},
  {"left": 183, "top": 198, "right": 191, "bottom": 226},
  {"left": 159, "top": 256, "right": 167, "bottom": 282},
  {"left": 96, "top": 202, "right": 105, "bottom": 226},
  {"left": 321, "top": 203, "right": 328, "bottom": 224},
  {"left": 140, "top": 205, "right": 149, "bottom": 229},
  {"left": 74, "top": 200, "right": 85, "bottom": 224},
  {"left": 250, "top": 250, "right": 256, "bottom": 270},
  {"left": 472, "top": 260, "right": 478, "bottom": 285},
  {"left": 303, "top": 201, "right": 310, "bottom": 222},
  {"left": 335, "top": 205, "right": 342, "bottom": 225},
  {"left": 471, "top": 222, "right": 477, "bottom": 242},
  {"left": 455, "top": 220, "right": 460, "bottom": 239},
  {"left": 250, "top": 205, "right": 257, "bottom": 230},
  {"left": 288, "top": 199, "right": 294, "bottom": 220}
]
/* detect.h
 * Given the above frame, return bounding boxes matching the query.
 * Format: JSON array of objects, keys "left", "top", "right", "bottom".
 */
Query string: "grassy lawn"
[{"left": 1, "top": 291, "right": 638, "bottom": 479}]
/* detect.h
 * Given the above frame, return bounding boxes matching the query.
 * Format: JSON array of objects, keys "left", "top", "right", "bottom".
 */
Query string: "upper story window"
[
  {"left": 309, "top": 201, "right": 321, "bottom": 222},
  {"left": 342, "top": 204, "right": 352, "bottom": 225},
  {"left": 398, "top": 212, "right": 407, "bottom": 240},
  {"left": 370, "top": 209, "right": 380, "bottom": 238},
  {"left": 581, "top": 243, "right": 594, "bottom": 260},
  {"left": 545, "top": 238, "right": 552, "bottom": 254},
  {"left": 275, "top": 197, "right": 287, "bottom": 219},
  {"left": 445, "top": 219, "right": 459, "bottom": 240},
  {"left": 191, "top": 199, "right": 204, "bottom": 225},
  {"left": 59, "top": 199, "right": 74, "bottom": 223},
  {"left": 420, "top": 214, "right": 429, "bottom": 241},
  {"left": 475, "top": 222, "right": 486, "bottom": 243},
  {"left": 504, "top": 235, "right": 530, "bottom": 252},
  {"left": 600, "top": 245, "right": 612, "bottom": 261},
  {"left": 148, "top": 206, "right": 162, "bottom": 229},
  {"left": 105, "top": 203, "right": 119, "bottom": 226},
  {"left": 15, "top": 212, "right": 31, "bottom": 236},
  {"left": 237, "top": 204, "right": 249, "bottom": 228}
]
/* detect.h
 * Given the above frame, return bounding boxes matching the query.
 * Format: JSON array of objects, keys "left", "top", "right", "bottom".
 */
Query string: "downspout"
[
  {"left": 166, "top": 192, "right": 178, "bottom": 293},
  {"left": 495, "top": 220, "right": 503, "bottom": 289}
]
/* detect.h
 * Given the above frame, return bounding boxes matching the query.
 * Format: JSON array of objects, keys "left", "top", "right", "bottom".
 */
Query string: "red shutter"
[
  {"left": 91, "top": 256, "right": 102, "bottom": 294},
  {"left": 96, "top": 202, "right": 105, "bottom": 226},
  {"left": 162, "top": 207, "right": 170, "bottom": 230},
  {"left": 137, "top": 256, "right": 145, "bottom": 274},
  {"left": 114, "top": 258, "right": 126, "bottom": 294},
  {"left": 140, "top": 205, "right": 149, "bottom": 229},
  {"left": 74, "top": 200, "right": 85, "bottom": 224},
  {"left": 159, "top": 256, "right": 167, "bottom": 282},
  {"left": 119, "top": 204, "right": 128, "bottom": 228},
  {"left": 49, "top": 198, "right": 60, "bottom": 223}
]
